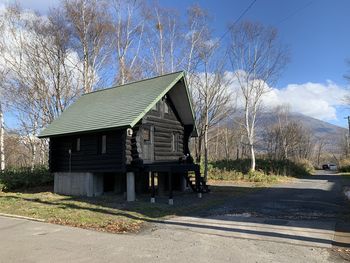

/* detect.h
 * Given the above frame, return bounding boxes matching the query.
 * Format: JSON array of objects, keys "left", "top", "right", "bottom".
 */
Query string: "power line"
[
  {"left": 216, "top": 0, "right": 257, "bottom": 45},
  {"left": 277, "top": 1, "right": 313, "bottom": 25},
  {"left": 196, "top": 0, "right": 257, "bottom": 66}
]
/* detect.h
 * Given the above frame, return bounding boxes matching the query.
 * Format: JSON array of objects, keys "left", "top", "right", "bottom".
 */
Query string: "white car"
[{"left": 328, "top": 164, "right": 337, "bottom": 171}]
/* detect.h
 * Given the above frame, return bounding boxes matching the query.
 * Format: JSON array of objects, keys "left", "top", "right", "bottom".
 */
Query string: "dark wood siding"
[{"left": 49, "top": 130, "right": 126, "bottom": 173}]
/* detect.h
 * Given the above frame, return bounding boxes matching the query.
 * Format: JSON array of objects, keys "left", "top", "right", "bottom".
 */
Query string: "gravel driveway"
[{"left": 0, "top": 171, "right": 349, "bottom": 263}]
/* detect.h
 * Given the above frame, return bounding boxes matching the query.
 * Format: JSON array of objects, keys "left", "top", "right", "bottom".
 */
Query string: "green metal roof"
[{"left": 38, "top": 71, "right": 196, "bottom": 138}]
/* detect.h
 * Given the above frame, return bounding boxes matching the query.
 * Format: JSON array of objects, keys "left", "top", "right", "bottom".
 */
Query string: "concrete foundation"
[{"left": 54, "top": 172, "right": 103, "bottom": 197}]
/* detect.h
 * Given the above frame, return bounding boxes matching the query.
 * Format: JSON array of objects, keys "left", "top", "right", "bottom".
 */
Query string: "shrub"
[
  {"left": 296, "top": 159, "right": 314, "bottom": 174},
  {"left": 247, "top": 169, "right": 279, "bottom": 183},
  {"left": 208, "top": 167, "right": 244, "bottom": 181},
  {"left": 339, "top": 159, "right": 350, "bottom": 172},
  {"left": 0, "top": 166, "right": 53, "bottom": 191},
  {"left": 210, "top": 159, "right": 312, "bottom": 177}
]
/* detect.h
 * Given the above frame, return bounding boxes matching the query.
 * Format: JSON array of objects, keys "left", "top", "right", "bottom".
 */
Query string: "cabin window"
[
  {"left": 72, "top": 137, "right": 80, "bottom": 152},
  {"left": 143, "top": 127, "right": 151, "bottom": 142},
  {"left": 172, "top": 133, "right": 179, "bottom": 152},
  {"left": 76, "top": 138, "right": 80, "bottom": 152},
  {"left": 164, "top": 102, "right": 169, "bottom": 114},
  {"left": 101, "top": 135, "right": 107, "bottom": 154}
]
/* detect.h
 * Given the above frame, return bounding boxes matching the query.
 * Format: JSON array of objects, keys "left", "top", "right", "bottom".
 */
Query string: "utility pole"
[
  {"left": 0, "top": 103, "right": 4, "bottom": 171},
  {"left": 345, "top": 116, "right": 350, "bottom": 157}
]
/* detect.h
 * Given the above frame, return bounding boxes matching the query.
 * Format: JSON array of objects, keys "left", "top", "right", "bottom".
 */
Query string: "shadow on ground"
[{"left": 2, "top": 173, "right": 350, "bottom": 248}]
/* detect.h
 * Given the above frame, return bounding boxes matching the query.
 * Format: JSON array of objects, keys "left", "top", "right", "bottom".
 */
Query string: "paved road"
[
  {"left": 163, "top": 173, "right": 350, "bottom": 249},
  {"left": 0, "top": 172, "right": 349, "bottom": 263}
]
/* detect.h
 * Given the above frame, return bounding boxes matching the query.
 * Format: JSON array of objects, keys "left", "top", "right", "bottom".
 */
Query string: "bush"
[
  {"left": 210, "top": 159, "right": 312, "bottom": 177},
  {"left": 0, "top": 166, "right": 53, "bottom": 191},
  {"left": 339, "top": 159, "right": 350, "bottom": 172},
  {"left": 296, "top": 159, "right": 314, "bottom": 174},
  {"left": 208, "top": 167, "right": 244, "bottom": 181},
  {"left": 247, "top": 170, "right": 279, "bottom": 183}
]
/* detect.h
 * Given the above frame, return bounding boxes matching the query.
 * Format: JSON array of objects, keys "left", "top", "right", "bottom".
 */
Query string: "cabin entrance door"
[{"left": 142, "top": 125, "right": 154, "bottom": 163}]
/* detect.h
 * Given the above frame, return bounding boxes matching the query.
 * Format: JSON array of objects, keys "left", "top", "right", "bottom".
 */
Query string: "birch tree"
[
  {"left": 111, "top": 0, "right": 145, "bottom": 84},
  {"left": 63, "top": 0, "right": 112, "bottom": 92},
  {"left": 0, "top": 104, "right": 4, "bottom": 171},
  {"left": 0, "top": 6, "right": 85, "bottom": 168},
  {"left": 142, "top": 4, "right": 186, "bottom": 76},
  {"left": 228, "top": 21, "right": 288, "bottom": 171},
  {"left": 192, "top": 42, "right": 232, "bottom": 181}
]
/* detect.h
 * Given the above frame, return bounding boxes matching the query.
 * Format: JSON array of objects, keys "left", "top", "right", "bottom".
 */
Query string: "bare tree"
[
  {"left": 63, "top": 0, "right": 112, "bottom": 92},
  {"left": 0, "top": 5, "right": 85, "bottom": 168},
  {"left": 264, "top": 116, "right": 314, "bottom": 163},
  {"left": 228, "top": 21, "right": 288, "bottom": 171},
  {"left": 192, "top": 42, "right": 232, "bottom": 180},
  {"left": 142, "top": 4, "right": 184, "bottom": 76},
  {"left": 111, "top": 0, "right": 145, "bottom": 84},
  {"left": 0, "top": 104, "right": 4, "bottom": 171}
]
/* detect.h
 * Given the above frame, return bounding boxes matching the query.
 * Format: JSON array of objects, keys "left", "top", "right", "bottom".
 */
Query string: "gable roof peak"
[{"left": 84, "top": 71, "right": 185, "bottom": 96}]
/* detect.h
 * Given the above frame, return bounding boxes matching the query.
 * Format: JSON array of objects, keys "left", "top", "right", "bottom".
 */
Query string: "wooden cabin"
[{"left": 38, "top": 71, "right": 208, "bottom": 202}]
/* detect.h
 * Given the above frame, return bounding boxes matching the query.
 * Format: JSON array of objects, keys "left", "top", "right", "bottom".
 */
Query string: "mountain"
[
  {"left": 256, "top": 112, "right": 347, "bottom": 141},
  {"left": 257, "top": 113, "right": 348, "bottom": 151}
]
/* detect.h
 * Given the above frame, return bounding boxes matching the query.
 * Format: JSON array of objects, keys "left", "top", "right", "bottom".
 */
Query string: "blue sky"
[{"left": 1, "top": 0, "right": 350, "bottom": 128}]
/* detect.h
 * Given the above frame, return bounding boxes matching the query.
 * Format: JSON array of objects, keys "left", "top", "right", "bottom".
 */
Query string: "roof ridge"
[{"left": 83, "top": 71, "right": 184, "bottom": 96}]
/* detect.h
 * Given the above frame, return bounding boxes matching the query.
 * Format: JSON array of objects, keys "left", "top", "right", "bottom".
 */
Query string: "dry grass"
[{"left": 0, "top": 185, "right": 255, "bottom": 233}]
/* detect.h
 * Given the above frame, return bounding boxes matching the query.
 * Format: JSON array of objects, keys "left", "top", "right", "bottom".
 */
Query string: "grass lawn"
[{"left": 0, "top": 184, "right": 256, "bottom": 233}]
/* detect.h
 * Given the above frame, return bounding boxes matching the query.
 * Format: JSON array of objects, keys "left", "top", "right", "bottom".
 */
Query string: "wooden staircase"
[{"left": 183, "top": 169, "right": 210, "bottom": 193}]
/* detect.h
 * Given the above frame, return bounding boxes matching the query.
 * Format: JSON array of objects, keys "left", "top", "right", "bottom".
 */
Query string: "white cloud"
[
  {"left": 0, "top": 0, "right": 59, "bottom": 14},
  {"left": 222, "top": 71, "right": 348, "bottom": 121},
  {"left": 264, "top": 81, "right": 348, "bottom": 121}
]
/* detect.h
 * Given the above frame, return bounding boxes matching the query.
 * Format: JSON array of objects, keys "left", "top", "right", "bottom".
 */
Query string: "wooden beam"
[
  {"left": 168, "top": 171, "right": 173, "bottom": 205},
  {"left": 150, "top": 171, "right": 155, "bottom": 203}
]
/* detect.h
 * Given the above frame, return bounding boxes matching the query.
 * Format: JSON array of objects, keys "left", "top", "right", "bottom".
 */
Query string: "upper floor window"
[
  {"left": 152, "top": 103, "right": 158, "bottom": 111},
  {"left": 76, "top": 138, "right": 81, "bottom": 152},
  {"left": 164, "top": 102, "right": 169, "bottom": 114},
  {"left": 101, "top": 135, "right": 107, "bottom": 154},
  {"left": 72, "top": 137, "right": 80, "bottom": 152},
  {"left": 143, "top": 127, "right": 151, "bottom": 142}
]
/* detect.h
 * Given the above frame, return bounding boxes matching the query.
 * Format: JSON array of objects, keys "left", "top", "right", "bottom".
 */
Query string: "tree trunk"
[
  {"left": 250, "top": 142, "right": 255, "bottom": 171},
  {"left": 0, "top": 106, "right": 5, "bottom": 171},
  {"left": 225, "top": 128, "right": 229, "bottom": 160},
  {"left": 204, "top": 123, "right": 208, "bottom": 182},
  {"left": 31, "top": 142, "right": 36, "bottom": 171},
  {"left": 196, "top": 136, "right": 202, "bottom": 163}
]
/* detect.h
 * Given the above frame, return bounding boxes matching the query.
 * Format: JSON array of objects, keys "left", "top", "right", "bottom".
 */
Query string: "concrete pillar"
[
  {"left": 93, "top": 174, "right": 103, "bottom": 197},
  {"left": 126, "top": 172, "right": 135, "bottom": 202},
  {"left": 168, "top": 172, "right": 173, "bottom": 205},
  {"left": 150, "top": 171, "right": 155, "bottom": 203},
  {"left": 86, "top": 173, "right": 94, "bottom": 197}
]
